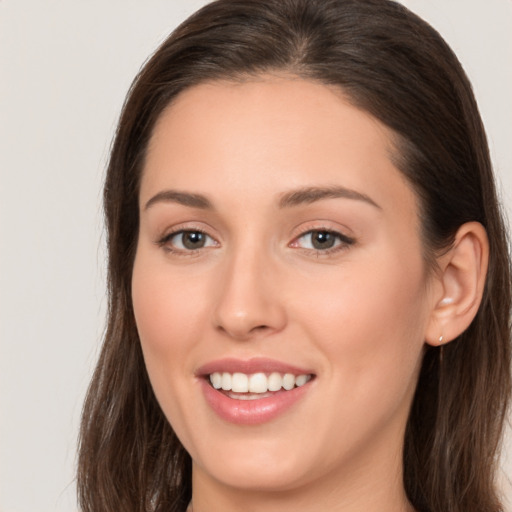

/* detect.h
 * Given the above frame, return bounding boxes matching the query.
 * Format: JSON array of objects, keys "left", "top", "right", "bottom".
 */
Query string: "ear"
[{"left": 425, "top": 222, "right": 489, "bottom": 346}]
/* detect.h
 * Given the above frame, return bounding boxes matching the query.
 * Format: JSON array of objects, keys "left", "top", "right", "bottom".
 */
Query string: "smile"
[
  {"left": 209, "top": 371, "right": 312, "bottom": 398},
  {"left": 198, "top": 359, "right": 315, "bottom": 424}
]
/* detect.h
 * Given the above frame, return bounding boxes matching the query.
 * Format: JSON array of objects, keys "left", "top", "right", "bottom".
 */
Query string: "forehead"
[
  {"left": 142, "top": 76, "right": 417, "bottom": 219},
  {"left": 148, "top": 76, "right": 393, "bottom": 165}
]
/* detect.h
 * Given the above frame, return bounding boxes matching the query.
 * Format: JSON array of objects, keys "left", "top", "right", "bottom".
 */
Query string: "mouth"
[
  {"left": 207, "top": 371, "right": 313, "bottom": 400},
  {"left": 197, "top": 358, "right": 316, "bottom": 424}
]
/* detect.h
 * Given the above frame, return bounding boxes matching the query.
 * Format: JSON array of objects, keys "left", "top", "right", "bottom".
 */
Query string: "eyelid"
[
  {"left": 291, "top": 230, "right": 354, "bottom": 247},
  {"left": 153, "top": 221, "right": 355, "bottom": 255},
  {"left": 155, "top": 223, "right": 220, "bottom": 253},
  {"left": 289, "top": 221, "right": 355, "bottom": 242},
  {"left": 288, "top": 222, "right": 356, "bottom": 253}
]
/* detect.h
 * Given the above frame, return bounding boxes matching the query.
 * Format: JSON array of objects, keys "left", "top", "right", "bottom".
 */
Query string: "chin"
[
  {"left": 195, "top": 450, "right": 317, "bottom": 492},
  {"left": 184, "top": 418, "right": 344, "bottom": 495}
]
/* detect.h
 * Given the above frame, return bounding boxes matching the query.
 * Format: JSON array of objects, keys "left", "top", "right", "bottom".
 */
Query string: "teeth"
[
  {"left": 248, "top": 373, "right": 267, "bottom": 393},
  {"left": 295, "top": 374, "right": 308, "bottom": 387},
  {"left": 232, "top": 373, "right": 249, "bottom": 393},
  {"left": 210, "top": 372, "right": 222, "bottom": 389},
  {"left": 221, "top": 372, "right": 232, "bottom": 391},
  {"left": 282, "top": 373, "right": 295, "bottom": 390},
  {"left": 209, "top": 371, "right": 311, "bottom": 393},
  {"left": 268, "top": 372, "right": 282, "bottom": 391}
]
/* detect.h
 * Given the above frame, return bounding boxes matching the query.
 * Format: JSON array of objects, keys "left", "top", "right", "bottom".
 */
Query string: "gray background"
[{"left": 1, "top": 1, "right": 510, "bottom": 511}]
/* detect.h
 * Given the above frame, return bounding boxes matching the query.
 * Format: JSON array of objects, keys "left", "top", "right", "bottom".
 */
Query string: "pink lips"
[
  {"left": 196, "top": 358, "right": 314, "bottom": 425},
  {"left": 196, "top": 357, "right": 312, "bottom": 376}
]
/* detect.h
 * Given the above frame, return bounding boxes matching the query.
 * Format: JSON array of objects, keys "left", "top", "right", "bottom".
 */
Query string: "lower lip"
[{"left": 200, "top": 379, "right": 312, "bottom": 425}]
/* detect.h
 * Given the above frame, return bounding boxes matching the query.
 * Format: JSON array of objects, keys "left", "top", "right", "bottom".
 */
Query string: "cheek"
[
  {"left": 132, "top": 251, "right": 209, "bottom": 356},
  {"left": 300, "top": 252, "right": 427, "bottom": 335},
  {"left": 131, "top": 250, "right": 210, "bottom": 419},
  {"left": 295, "top": 247, "right": 429, "bottom": 407},
  {"left": 131, "top": 251, "right": 223, "bottom": 457},
  {"left": 283, "top": 253, "right": 429, "bottom": 471}
]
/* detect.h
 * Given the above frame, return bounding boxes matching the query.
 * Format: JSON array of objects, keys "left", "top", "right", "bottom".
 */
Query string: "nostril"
[
  {"left": 251, "top": 324, "right": 270, "bottom": 332},
  {"left": 215, "top": 322, "right": 272, "bottom": 341}
]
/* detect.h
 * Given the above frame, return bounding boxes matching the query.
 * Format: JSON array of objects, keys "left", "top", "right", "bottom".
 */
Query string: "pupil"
[
  {"left": 312, "top": 231, "right": 335, "bottom": 249},
  {"left": 183, "top": 232, "right": 205, "bottom": 249}
]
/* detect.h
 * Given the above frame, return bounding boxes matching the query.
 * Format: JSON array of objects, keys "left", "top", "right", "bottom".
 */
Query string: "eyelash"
[
  {"left": 156, "top": 228, "right": 217, "bottom": 255},
  {"left": 156, "top": 227, "right": 355, "bottom": 257},
  {"left": 291, "top": 229, "right": 355, "bottom": 255}
]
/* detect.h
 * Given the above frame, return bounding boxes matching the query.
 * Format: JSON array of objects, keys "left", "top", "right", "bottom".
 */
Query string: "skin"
[{"left": 131, "top": 76, "right": 486, "bottom": 512}]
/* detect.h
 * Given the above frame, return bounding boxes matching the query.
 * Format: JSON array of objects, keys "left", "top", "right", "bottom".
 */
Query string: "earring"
[
  {"left": 439, "top": 336, "right": 444, "bottom": 364},
  {"left": 439, "top": 335, "right": 444, "bottom": 344}
]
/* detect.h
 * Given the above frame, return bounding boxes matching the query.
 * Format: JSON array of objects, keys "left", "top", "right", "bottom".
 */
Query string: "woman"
[{"left": 77, "top": 0, "right": 512, "bottom": 511}]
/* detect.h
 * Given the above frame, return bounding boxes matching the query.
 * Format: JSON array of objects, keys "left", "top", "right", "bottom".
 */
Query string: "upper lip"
[{"left": 196, "top": 357, "right": 314, "bottom": 377}]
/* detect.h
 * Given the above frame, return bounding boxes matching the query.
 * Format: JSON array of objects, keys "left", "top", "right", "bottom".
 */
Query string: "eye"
[
  {"left": 293, "top": 230, "right": 354, "bottom": 252},
  {"left": 161, "top": 230, "right": 218, "bottom": 251}
]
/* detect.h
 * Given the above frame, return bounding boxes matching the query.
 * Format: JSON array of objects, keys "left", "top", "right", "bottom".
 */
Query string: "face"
[{"left": 132, "top": 77, "right": 435, "bottom": 496}]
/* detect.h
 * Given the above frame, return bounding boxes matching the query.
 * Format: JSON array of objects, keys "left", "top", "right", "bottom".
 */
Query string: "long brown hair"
[{"left": 77, "top": 1, "right": 512, "bottom": 511}]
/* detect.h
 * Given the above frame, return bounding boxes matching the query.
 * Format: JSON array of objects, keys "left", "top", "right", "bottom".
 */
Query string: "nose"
[{"left": 212, "top": 248, "right": 287, "bottom": 341}]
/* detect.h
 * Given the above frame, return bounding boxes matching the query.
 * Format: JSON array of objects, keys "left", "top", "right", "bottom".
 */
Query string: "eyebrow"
[
  {"left": 144, "top": 190, "right": 213, "bottom": 211},
  {"left": 143, "top": 185, "right": 381, "bottom": 212},
  {"left": 278, "top": 186, "right": 381, "bottom": 210}
]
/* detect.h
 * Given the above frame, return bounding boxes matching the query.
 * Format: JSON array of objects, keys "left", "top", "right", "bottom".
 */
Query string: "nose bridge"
[{"left": 213, "top": 236, "right": 286, "bottom": 340}]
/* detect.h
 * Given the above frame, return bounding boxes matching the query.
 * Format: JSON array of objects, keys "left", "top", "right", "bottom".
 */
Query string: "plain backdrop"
[{"left": 0, "top": 1, "right": 510, "bottom": 511}]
